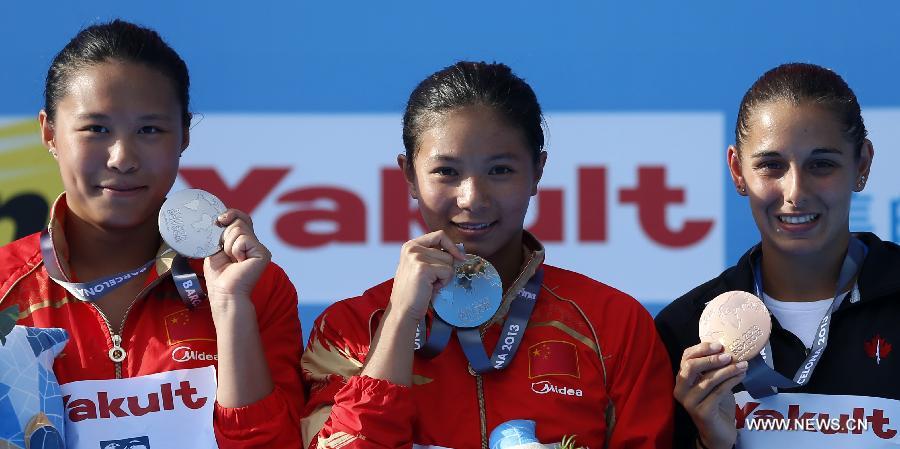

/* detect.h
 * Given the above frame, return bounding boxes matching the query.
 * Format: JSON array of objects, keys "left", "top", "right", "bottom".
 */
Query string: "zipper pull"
[{"left": 108, "top": 333, "right": 127, "bottom": 363}]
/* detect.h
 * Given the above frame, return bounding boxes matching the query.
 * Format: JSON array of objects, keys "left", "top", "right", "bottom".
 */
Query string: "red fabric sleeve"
[
  {"left": 302, "top": 303, "right": 415, "bottom": 449},
  {"left": 315, "top": 375, "right": 416, "bottom": 449},
  {"left": 214, "top": 262, "right": 305, "bottom": 448},
  {"left": 604, "top": 295, "right": 675, "bottom": 449}
]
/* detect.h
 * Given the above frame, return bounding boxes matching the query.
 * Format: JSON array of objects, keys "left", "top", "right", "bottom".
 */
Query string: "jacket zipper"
[
  {"left": 89, "top": 276, "right": 166, "bottom": 379},
  {"left": 475, "top": 373, "right": 488, "bottom": 449},
  {"left": 88, "top": 305, "right": 123, "bottom": 378},
  {"left": 471, "top": 256, "right": 536, "bottom": 449}
]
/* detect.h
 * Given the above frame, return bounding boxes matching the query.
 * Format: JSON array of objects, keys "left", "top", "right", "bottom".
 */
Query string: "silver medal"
[
  {"left": 433, "top": 254, "right": 503, "bottom": 328},
  {"left": 158, "top": 189, "right": 227, "bottom": 258}
]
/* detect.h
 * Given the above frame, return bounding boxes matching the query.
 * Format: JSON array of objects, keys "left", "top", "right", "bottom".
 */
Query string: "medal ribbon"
[
  {"left": 415, "top": 268, "right": 544, "bottom": 374},
  {"left": 40, "top": 229, "right": 207, "bottom": 309},
  {"left": 414, "top": 315, "right": 452, "bottom": 358},
  {"left": 742, "top": 237, "right": 867, "bottom": 398}
]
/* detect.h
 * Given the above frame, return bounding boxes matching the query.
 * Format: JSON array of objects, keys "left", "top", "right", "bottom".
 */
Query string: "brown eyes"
[
  {"left": 754, "top": 160, "right": 839, "bottom": 174},
  {"left": 138, "top": 126, "right": 163, "bottom": 134},
  {"left": 79, "top": 125, "right": 164, "bottom": 134},
  {"left": 81, "top": 125, "right": 109, "bottom": 133},
  {"left": 432, "top": 166, "right": 515, "bottom": 177},
  {"left": 433, "top": 167, "right": 458, "bottom": 176}
]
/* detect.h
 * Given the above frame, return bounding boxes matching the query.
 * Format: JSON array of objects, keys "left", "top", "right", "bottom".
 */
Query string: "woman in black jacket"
[{"left": 656, "top": 63, "right": 900, "bottom": 449}]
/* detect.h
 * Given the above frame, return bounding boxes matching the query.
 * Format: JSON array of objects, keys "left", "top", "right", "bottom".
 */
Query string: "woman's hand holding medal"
[
  {"left": 158, "top": 189, "right": 270, "bottom": 309},
  {"left": 676, "top": 290, "right": 772, "bottom": 449},
  {"left": 206, "top": 210, "right": 275, "bottom": 407},
  {"left": 362, "top": 230, "right": 465, "bottom": 386},
  {"left": 203, "top": 209, "right": 271, "bottom": 306},
  {"left": 388, "top": 230, "right": 466, "bottom": 323},
  {"left": 675, "top": 342, "right": 743, "bottom": 449},
  {"left": 159, "top": 189, "right": 274, "bottom": 406}
]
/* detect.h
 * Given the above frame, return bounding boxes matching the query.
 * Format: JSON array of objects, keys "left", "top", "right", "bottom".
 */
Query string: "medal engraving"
[
  {"left": 699, "top": 291, "right": 772, "bottom": 361},
  {"left": 159, "top": 189, "right": 227, "bottom": 258},
  {"left": 433, "top": 255, "right": 503, "bottom": 328}
]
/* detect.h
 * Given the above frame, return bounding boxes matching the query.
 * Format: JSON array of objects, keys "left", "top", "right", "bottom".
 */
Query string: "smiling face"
[
  {"left": 401, "top": 105, "right": 545, "bottom": 267},
  {"left": 728, "top": 100, "right": 873, "bottom": 258},
  {"left": 39, "top": 60, "right": 188, "bottom": 231}
]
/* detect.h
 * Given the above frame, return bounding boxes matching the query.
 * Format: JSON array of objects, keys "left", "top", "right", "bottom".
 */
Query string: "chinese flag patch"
[
  {"left": 528, "top": 340, "right": 579, "bottom": 379},
  {"left": 165, "top": 307, "right": 216, "bottom": 345},
  {"left": 864, "top": 334, "right": 892, "bottom": 365}
]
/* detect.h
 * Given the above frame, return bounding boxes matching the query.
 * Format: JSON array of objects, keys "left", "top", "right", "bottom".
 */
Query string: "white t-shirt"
[{"left": 761, "top": 293, "right": 834, "bottom": 348}]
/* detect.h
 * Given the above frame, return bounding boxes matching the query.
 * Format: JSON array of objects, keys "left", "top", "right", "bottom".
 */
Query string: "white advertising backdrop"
[{"left": 175, "top": 113, "right": 725, "bottom": 305}]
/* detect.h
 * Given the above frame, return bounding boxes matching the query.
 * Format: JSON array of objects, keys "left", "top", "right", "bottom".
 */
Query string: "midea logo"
[
  {"left": 531, "top": 380, "right": 583, "bottom": 397},
  {"left": 172, "top": 346, "right": 218, "bottom": 363}
]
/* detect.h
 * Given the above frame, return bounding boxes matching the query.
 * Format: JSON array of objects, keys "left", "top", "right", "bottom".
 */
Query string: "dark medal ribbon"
[
  {"left": 742, "top": 237, "right": 867, "bottom": 398},
  {"left": 414, "top": 268, "right": 544, "bottom": 374}
]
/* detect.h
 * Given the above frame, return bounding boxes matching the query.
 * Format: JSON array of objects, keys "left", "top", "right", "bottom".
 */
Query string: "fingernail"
[
  {"left": 718, "top": 354, "right": 731, "bottom": 363},
  {"left": 709, "top": 342, "right": 723, "bottom": 351},
  {"left": 218, "top": 213, "right": 227, "bottom": 221},
  {"left": 737, "top": 361, "right": 748, "bottom": 370}
]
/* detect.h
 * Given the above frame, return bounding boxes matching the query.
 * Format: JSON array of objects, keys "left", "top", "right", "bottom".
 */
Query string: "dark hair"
[
  {"left": 44, "top": 19, "right": 191, "bottom": 127},
  {"left": 402, "top": 61, "right": 545, "bottom": 163},
  {"left": 735, "top": 62, "right": 867, "bottom": 157}
]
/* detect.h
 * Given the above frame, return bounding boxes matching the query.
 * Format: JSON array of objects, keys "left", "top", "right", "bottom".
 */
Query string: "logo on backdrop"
[{"left": 179, "top": 165, "right": 715, "bottom": 249}]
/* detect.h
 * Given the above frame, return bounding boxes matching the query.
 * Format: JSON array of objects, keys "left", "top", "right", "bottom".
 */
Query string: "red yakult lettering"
[
  {"left": 64, "top": 381, "right": 209, "bottom": 423},
  {"left": 578, "top": 167, "right": 607, "bottom": 242},
  {"left": 181, "top": 164, "right": 714, "bottom": 248},
  {"left": 179, "top": 168, "right": 289, "bottom": 214},
  {"left": 619, "top": 166, "right": 713, "bottom": 248},
  {"left": 381, "top": 168, "right": 427, "bottom": 242},
  {"left": 736, "top": 402, "right": 898, "bottom": 439},
  {"left": 275, "top": 187, "right": 366, "bottom": 248}
]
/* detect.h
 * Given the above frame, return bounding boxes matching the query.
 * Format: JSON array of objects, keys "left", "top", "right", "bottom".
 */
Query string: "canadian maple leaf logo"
[{"left": 864, "top": 334, "right": 892, "bottom": 365}]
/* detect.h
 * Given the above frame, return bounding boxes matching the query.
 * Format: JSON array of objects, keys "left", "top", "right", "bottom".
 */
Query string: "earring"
[
  {"left": 48, "top": 148, "right": 57, "bottom": 157},
  {"left": 737, "top": 185, "right": 747, "bottom": 195},
  {"left": 857, "top": 175, "right": 867, "bottom": 190}
]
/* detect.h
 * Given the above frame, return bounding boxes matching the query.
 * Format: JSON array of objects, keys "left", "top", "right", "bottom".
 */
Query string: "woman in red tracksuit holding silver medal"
[
  {"left": 301, "top": 61, "right": 674, "bottom": 449},
  {"left": 0, "top": 20, "right": 303, "bottom": 448}
]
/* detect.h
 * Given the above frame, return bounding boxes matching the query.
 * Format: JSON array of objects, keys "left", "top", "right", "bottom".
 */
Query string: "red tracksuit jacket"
[
  {"left": 0, "top": 196, "right": 305, "bottom": 448},
  {"left": 301, "top": 234, "right": 673, "bottom": 449}
]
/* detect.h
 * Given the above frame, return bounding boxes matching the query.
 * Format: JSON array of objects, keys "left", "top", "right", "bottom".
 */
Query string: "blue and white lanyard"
[
  {"left": 742, "top": 237, "right": 867, "bottom": 398},
  {"left": 40, "top": 229, "right": 206, "bottom": 309}
]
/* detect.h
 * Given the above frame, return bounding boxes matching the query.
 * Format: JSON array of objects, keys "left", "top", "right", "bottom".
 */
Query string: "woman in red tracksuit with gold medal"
[{"left": 301, "top": 61, "right": 674, "bottom": 449}]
